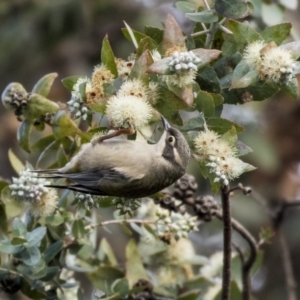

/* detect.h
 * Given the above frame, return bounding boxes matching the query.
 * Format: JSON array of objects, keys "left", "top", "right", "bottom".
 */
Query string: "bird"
[{"left": 36, "top": 116, "right": 190, "bottom": 198}]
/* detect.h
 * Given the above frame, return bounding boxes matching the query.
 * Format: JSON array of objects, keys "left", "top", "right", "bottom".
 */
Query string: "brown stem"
[
  {"left": 221, "top": 185, "right": 231, "bottom": 300},
  {"left": 217, "top": 211, "right": 258, "bottom": 300}
]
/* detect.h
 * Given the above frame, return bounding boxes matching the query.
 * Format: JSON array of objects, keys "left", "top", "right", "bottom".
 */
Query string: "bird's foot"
[{"left": 91, "top": 128, "right": 136, "bottom": 146}]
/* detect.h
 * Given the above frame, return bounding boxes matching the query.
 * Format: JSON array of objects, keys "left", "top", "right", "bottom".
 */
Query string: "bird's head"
[{"left": 157, "top": 116, "right": 190, "bottom": 171}]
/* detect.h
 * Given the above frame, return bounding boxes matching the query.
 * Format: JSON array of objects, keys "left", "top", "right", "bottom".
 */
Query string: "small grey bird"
[{"left": 38, "top": 117, "right": 190, "bottom": 198}]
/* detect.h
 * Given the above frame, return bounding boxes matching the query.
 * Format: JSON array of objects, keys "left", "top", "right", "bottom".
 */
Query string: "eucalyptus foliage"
[{"left": 0, "top": 0, "right": 299, "bottom": 299}]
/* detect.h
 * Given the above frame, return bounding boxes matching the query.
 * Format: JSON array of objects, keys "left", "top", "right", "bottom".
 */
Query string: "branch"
[
  {"left": 86, "top": 219, "right": 155, "bottom": 229},
  {"left": 217, "top": 211, "right": 258, "bottom": 300},
  {"left": 220, "top": 185, "right": 232, "bottom": 300}
]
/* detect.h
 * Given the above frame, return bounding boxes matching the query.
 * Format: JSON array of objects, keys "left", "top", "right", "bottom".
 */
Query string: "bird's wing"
[{"left": 45, "top": 168, "right": 132, "bottom": 195}]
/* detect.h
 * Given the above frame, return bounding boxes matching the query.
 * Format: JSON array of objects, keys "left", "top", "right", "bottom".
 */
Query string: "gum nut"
[{"left": 1, "top": 83, "right": 27, "bottom": 110}]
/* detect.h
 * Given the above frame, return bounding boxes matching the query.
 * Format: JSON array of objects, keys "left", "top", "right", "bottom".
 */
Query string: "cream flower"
[
  {"left": 30, "top": 188, "right": 57, "bottom": 217},
  {"left": 243, "top": 40, "right": 266, "bottom": 66},
  {"left": 105, "top": 95, "right": 152, "bottom": 129},
  {"left": 92, "top": 64, "right": 114, "bottom": 86},
  {"left": 194, "top": 130, "right": 220, "bottom": 157},
  {"left": 117, "top": 79, "right": 149, "bottom": 99},
  {"left": 258, "top": 47, "right": 296, "bottom": 83}
]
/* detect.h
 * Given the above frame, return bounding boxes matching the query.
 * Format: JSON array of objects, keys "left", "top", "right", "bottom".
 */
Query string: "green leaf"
[
  {"left": 40, "top": 266, "right": 60, "bottom": 281},
  {"left": 280, "top": 41, "right": 300, "bottom": 60},
  {"left": 213, "top": 52, "right": 242, "bottom": 78},
  {"left": 88, "top": 266, "right": 124, "bottom": 296},
  {"left": 186, "top": 10, "right": 218, "bottom": 23},
  {"left": 27, "top": 226, "right": 46, "bottom": 247},
  {"left": 61, "top": 75, "right": 81, "bottom": 91},
  {"left": 221, "top": 126, "right": 238, "bottom": 148},
  {"left": 247, "top": 81, "right": 279, "bottom": 101},
  {"left": 36, "top": 139, "right": 61, "bottom": 168},
  {"left": 206, "top": 117, "right": 244, "bottom": 134},
  {"left": 72, "top": 219, "right": 85, "bottom": 239},
  {"left": 224, "top": 20, "right": 261, "bottom": 53},
  {"left": 231, "top": 60, "right": 258, "bottom": 89},
  {"left": 125, "top": 239, "right": 148, "bottom": 287},
  {"left": 176, "top": 116, "right": 205, "bottom": 132},
  {"left": 129, "top": 50, "right": 153, "bottom": 81},
  {"left": 144, "top": 26, "right": 164, "bottom": 44},
  {"left": 260, "top": 23, "right": 291, "bottom": 45},
  {"left": 32, "top": 73, "right": 58, "bottom": 97},
  {"left": 0, "top": 201, "right": 8, "bottom": 234},
  {"left": 214, "top": 281, "right": 242, "bottom": 300},
  {"left": 178, "top": 290, "right": 200, "bottom": 300},
  {"left": 23, "top": 94, "right": 60, "bottom": 120},
  {"left": 31, "top": 135, "right": 56, "bottom": 151},
  {"left": 154, "top": 85, "right": 189, "bottom": 126},
  {"left": 176, "top": 1, "right": 198, "bottom": 13},
  {"left": 12, "top": 218, "right": 27, "bottom": 237},
  {"left": 281, "top": 77, "right": 299, "bottom": 99},
  {"left": 192, "top": 49, "right": 222, "bottom": 69},
  {"left": 17, "top": 259, "right": 46, "bottom": 278},
  {"left": 11, "top": 237, "right": 28, "bottom": 245},
  {"left": 122, "top": 25, "right": 147, "bottom": 48},
  {"left": 0, "top": 239, "right": 23, "bottom": 254},
  {"left": 8, "top": 149, "right": 24, "bottom": 174},
  {"left": 101, "top": 35, "right": 118, "bottom": 77},
  {"left": 17, "top": 119, "right": 33, "bottom": 153},
  {"left": 17, "top": 246, "right": 41, "bottom": 266},
  {"left": 194, "top": 90, "right": 215, "bottom": 117},
  {"left": 147, "top": 57, "right": 172, "bottom": 75},
  {"left": 112, "top": 278, "right": 129, "bottom": 299},
  {"left": 51, "top": 111, "right": 82, "bottom": 140},
  {"left": 57, "top": 145, "right": 68, "bottom": 167},
  {"left": 136, "top": 36, "right": 157, "bottom": 58},
  {"left": 98, "top": 238, "right": 118, "bottom": 266},
  {"left": 211, "top": 93, "right": 224, "bottom": 106},
  {"left": 20, "top": 278, "right": 47, "bottom": 299},
  {"left": 1, "top": 186, "right": 23, "bottom": 217},
  {"left": 162, "top": 14, "right": 186, "bottom": 53},
  {"left": 215, "top": 0, "right": 252, "bottom": 19},
  {"left": 197, "top": 66, "right": 221, "bottom": 94},
  {"left": 236, "top": 140, "right": 252, "bottom": 156}
]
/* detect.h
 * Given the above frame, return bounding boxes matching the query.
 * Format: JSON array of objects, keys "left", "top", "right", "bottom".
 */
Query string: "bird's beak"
[{"left": 161, "top": 116, "right": 171, "bottom": 131}]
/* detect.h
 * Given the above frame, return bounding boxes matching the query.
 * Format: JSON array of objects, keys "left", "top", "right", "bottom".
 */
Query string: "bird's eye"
[{"left": 168, "top": 136, "right": 176, "bottom": 146}]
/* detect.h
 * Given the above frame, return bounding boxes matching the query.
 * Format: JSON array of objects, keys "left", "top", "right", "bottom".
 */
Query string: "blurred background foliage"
[{"left": 1, "top": 0, "right": 300, "bottom": 299}]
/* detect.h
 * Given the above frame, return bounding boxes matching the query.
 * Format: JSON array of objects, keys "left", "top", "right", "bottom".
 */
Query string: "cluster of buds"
[
  {"left": 169, "top": 51, "right": 201, "bottom": 73},
  {"left": 173, "top": 174, "right": 198, "bottom": 204},
  {"left": 112, "top": 197, "right": 141, "bottom": 216},
  {"left": 75, "top": 193, "right": 99, "bottom": 209},
  {"left": 1, "top": 84, "right": 31, "bottom": 120},
  {"left": 155, "top": 192, "right": 185, "bottom": 214},
  {"left": 156, "top": 208, "right": 197, "bottom": 241},
  {"left": 132, "top": 279, "right": 154, "bottom": 300},
  {"left": 9, "top": 168, "right": 57, "bottom": 216},
  {"left": 10, "top": 169, "right": 50, "bottom": 202},
  {"left": 194, "top": 195, "right": 219, "bottom": 222},
  {"left": 67, "top": 77, "right": 91, "bottom": 120}
]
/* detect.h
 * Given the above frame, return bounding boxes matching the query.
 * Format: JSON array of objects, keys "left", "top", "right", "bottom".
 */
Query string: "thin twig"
[
  {"left": 86, "top": 219, "right": 155, "bottom": 229},
  {"left": 278, "top": 229, "right": 298, "bottom": 300},
  {"left": 204, "top": 23, "right": 218, "bottom": 49},
  {"left": 220, "top": 185, "right": 231, "bottom": 300},
  {"left": 202, "top": 0, "right": 210, "bottom": 10},
  {"left": 190, "top": 29, "right": 211, "bottom": 37}
]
